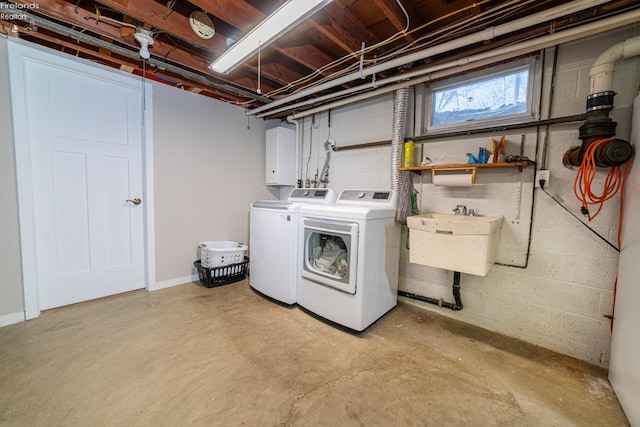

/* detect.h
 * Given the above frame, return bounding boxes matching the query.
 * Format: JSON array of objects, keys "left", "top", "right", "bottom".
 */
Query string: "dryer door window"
[{"left": 302, "top": 218, "right": 358, "bottom": 294}]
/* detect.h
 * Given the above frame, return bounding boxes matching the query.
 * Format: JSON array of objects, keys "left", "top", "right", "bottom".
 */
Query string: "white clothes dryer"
[
  {"left": 249, "top": 188, "right": 335, "bottom": 305},
  {"left": 297, "top": 189, "right": 400, "bottom": 331}
]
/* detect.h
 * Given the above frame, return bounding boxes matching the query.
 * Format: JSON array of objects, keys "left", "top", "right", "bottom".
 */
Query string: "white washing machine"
[
  {"left": 249, "top": 188, "right": 335, "bottom": 305},
  {"left": 297, "top": 189, "right": 400, "bottom": 331}
]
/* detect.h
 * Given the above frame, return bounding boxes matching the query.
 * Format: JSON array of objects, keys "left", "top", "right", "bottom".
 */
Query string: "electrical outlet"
[{"left": 535, "top": 170, "right": 550, "bottom": 188}]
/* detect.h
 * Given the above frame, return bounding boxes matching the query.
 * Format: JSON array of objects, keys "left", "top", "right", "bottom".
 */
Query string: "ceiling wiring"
[
  {"left": 377, "top": 0, "right": 535, "bottom": 63},
  {"left": 163, "top": 0, "right": 177, "bottom": 19},
  {"left": 334, "top": 0, "right": 532, "bottom": 87},
  {"left": 265, "top": 0, "right": 534, "bottom": 100},
  {"left": 16, "top": 0, "right": 628, "bottom": 112},
  {"left": 265, "top": 0, "right": 411, "bottom": 98},
  {"left": 161, "top": 33, "right": 180, "bottom": 60},
  {"left": 264, "top": 0, "right": 496, "bottom": 98}
]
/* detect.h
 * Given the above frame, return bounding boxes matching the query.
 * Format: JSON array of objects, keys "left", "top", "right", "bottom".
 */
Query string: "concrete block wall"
[{"left": 296, "top": 25, "right": 640, "bottom": 367}]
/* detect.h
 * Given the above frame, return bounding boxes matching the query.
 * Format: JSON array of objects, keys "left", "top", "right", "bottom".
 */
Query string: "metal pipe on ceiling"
[
  {"left": 247, "top": 0, "right": 622, "bottom": 117},
  {"left": 277, "top": 8, "right": 640, "bottom": 121},
  {"left": 0, "top": 5, "right": 270, "bottom": 104}
]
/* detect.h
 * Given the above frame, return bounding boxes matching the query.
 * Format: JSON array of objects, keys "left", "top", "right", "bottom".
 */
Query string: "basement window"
[{"left": 426, "top": 58, "right": 540, "bottom": 133}]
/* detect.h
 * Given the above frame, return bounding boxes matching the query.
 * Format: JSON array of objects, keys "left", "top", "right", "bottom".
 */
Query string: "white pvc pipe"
[
  {"left": 286, "top": 115, "right": 302, "bottom": 188},
  {"left": 590, "top": 35, "right": 640, "bottom": 94},
  {"left": 248, "top": 0, "right": 615, "bottom": 117},
  {"left": 282, "top": 8, "right": 640, "bottom": 121},
  {"left": 287, "top": 76, "right": 429, "bottom": 121}
]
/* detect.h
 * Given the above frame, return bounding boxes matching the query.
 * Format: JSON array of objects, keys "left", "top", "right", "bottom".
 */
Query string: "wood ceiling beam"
[
  {"left": 186, "top": 0, "right": 265, "bottom": 27},
  {"left": 257, "top": 60, "right": 302, "bottom": 87},
  {"left": 468, "top": 0, "right": 484, "bottom": 16},
  {"left": 310, "top": 2, "right": 375, "bottom": 55},
  {"left": 16, "top": 29, "right": 138, "bottom": 69},
  {"left": 11, "top": 0, "right": 215, "bottom": 64},
  {"left": 99, "top": 36, "right": 113, "bottom": 56},
  {"left": 275, "top": 44, "right": 335, "bottom": 74},
  {"left": 11, "top": 0, "right": 278, "bottom": 96},
  {"left": 90, "top": 0, "right": 220, "bottom": 51},
  {"left": 372, "top": 0, "right": 419, "bottom": 45},
  {"left": 89, "top": 0, "right": 293, "bottom": 90},
  {"left": 186, "top": 0, "right": 339, "bottom": 79},
  {"left": 89, "top": 0, "right": 293, "bottom": 92},
  {"left": 17, "top": 28, "right": 250, "bottom": 104}
]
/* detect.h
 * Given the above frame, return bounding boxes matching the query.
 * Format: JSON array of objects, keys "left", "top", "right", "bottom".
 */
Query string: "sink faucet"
[
  {"left": 453, "top": 205, "right": 467, "bottom": 215},
  {"left": 453, "top": 205, "right": 480, "bottom": 216}
]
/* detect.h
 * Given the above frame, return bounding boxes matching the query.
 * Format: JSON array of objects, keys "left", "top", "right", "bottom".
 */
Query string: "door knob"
[{"left": 126, "top": 198, "right": 142, "bottom": 205}]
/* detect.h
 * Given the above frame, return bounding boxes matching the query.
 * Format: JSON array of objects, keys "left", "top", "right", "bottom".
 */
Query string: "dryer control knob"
[{"left": 357, "top": 192, "right": 366, "bottom": 198}]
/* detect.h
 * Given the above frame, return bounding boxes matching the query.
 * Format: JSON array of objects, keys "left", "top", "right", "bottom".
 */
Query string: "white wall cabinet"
[{"left": 265, "top": 126, "right": 295, "bottom": 186}]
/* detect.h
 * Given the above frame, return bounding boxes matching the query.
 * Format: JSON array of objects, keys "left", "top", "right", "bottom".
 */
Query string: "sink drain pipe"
[{"left": 398, "top": 271, "right": 463, "bottom": 311}]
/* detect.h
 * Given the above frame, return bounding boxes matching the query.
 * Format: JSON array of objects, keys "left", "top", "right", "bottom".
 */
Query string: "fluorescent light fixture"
[{"left": 210, "top": 0, "right": 333, "bottom": 74}]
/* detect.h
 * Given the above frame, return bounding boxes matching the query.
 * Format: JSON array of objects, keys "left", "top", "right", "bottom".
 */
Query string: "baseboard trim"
[
  {"left": 0, "top": 311, "right": 26, "bottom": 327},
  {"left": 150, "top": 274, "right": 199, "bottom": 291}
]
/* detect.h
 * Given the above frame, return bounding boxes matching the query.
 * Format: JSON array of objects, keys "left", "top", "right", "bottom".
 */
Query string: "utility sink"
[{"left": 407, "top": 213, "right": 503, "bottom": 276}]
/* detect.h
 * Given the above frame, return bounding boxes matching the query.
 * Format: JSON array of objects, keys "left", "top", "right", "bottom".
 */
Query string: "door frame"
[{"left": 8, "top": 39, "right": 156, "bottom": 320}]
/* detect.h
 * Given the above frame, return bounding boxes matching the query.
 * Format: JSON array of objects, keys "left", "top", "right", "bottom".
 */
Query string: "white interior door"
[
  {"left": 9, "top": 41, "right": 150, "bottom": 311},
  {"left": 609, "top": 94, "right": 640, "bottom": 425}
]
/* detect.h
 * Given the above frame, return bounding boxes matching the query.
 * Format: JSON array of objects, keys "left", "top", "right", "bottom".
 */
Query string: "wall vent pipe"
[
  {"left": 564, "top": 35, "right": 640, "bottom": 168},
  {"left": 590, "top": 35, "right": 640, "bottom": 95}
]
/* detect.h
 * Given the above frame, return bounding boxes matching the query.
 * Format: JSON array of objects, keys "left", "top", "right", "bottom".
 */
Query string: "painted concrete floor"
[{"left": 0, "top": 280, "right": 629, "bottom": 426}]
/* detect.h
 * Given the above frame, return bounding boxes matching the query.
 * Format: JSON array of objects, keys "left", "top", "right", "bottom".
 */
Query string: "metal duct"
[{"left": 391, "top": 88, "right": 409, "bottom": 191}]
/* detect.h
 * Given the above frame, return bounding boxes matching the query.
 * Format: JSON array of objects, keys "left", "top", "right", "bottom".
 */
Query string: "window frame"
[{"left": 424, "top": 57, "right": 542, "bottom": 134}]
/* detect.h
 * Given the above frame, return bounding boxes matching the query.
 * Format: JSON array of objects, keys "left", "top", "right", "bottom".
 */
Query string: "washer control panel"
[{"left": 289, "top": 188, "right": 335, "bottom": 201}]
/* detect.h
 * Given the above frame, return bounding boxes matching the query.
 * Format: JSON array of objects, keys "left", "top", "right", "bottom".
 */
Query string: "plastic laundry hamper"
[{"left": 199, "top": 241, "right": 248, "bottom": 268}]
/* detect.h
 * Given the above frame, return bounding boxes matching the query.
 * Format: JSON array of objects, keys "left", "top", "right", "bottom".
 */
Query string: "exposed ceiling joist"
[
  {"left": 372, "top": 0, "right": 419, "bottom": 45},
  {"left": 3, "top": 0, "right": 638, "bottom": 118}
]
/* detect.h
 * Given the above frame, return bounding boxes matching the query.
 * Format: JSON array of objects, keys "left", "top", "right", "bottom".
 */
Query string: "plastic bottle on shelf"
[
  {"left": 478, "top": 147, "right": 488, "bottom": 164},
  {"left": 404, "top": 138, "right": 415, "bottom": 167}
]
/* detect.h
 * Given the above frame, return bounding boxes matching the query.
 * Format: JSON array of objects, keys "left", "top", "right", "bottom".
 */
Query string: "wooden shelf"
[{"left": 399, "top": 161, "right": 529, "bottom": 172}]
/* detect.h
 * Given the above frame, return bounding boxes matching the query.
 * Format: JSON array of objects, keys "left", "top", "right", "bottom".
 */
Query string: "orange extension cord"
[
  {"left": 573, "top": 138, "right": 630, "bottom": 233},
  {"left": 573, "top": 137, "right": 631, "bottom": 332}
]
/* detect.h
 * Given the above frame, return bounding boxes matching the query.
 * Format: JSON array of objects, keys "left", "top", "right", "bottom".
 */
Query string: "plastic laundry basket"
[{"left": 199, "top": 241, "right": 248, "bottom": 268}]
